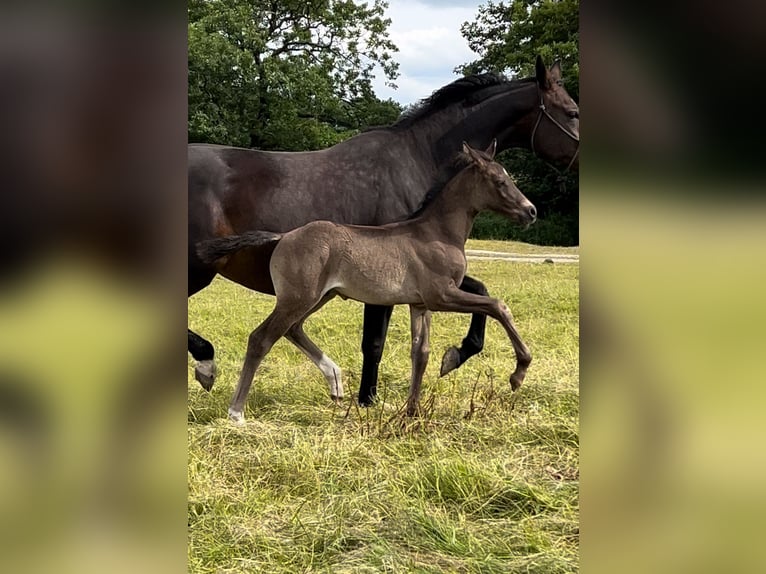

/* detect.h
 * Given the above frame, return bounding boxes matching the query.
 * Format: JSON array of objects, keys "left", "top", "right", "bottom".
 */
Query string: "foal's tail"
[{"left": 196, "top": 231, "right": 283, "bottom": 264}]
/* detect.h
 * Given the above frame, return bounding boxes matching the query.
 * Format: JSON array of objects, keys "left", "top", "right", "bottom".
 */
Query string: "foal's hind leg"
[
  {"left": 440, "top": 275, "right": 489, "bottom": 377},
  {"left": 284, "top": 295, "right": 344, "bottom": 401},
  {"left": 228, "top": 300, "right": 313, "bottom": 423},
  {"left": 406, "top": 305, "right": 431, "bottom": 417}
]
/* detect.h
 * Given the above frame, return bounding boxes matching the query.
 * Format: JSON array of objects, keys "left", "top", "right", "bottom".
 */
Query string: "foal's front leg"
[
  {"left": 406, "top": 305, "right": 431, "bottom": 417},
  {"left": 431, "top": 286, "right": 532, "bottom": 391},
  {"left": 439, "top": 275, "right": 489, "bottom": 376}
]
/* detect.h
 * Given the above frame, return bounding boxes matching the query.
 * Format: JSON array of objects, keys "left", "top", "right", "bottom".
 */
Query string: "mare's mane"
[{"left": 363, "top": 73, "right": 536, "bottom": 133}]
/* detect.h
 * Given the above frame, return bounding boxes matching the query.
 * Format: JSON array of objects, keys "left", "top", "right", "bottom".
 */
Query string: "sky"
[{"left": 370, "top": 0, "right": 485, "bottom": 107}]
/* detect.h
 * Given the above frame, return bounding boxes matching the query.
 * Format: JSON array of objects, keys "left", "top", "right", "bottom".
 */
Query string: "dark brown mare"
[
  {"left": 188, "top": 56, "right": 579, "bottom": 405},
  {"left": 197, "top": 142, "right": 535, "bottom": 422}
]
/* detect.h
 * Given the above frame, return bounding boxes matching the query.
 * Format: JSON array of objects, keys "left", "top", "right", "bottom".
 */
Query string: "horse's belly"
[{"left": 334, "top": 262, "right": 421, "bottom": 306}]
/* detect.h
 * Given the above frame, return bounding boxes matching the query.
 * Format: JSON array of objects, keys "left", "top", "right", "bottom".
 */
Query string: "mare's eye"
[{"left": 567, "top": 110, "right": 579, "bottom": 119}]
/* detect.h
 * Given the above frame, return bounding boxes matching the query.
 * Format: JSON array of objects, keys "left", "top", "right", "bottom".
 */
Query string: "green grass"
[
  {"left": 188, "top": 252, "right": 579, "bottom": 573},
  {"left": 465, "top": 239, "right": 579, "bottom": 256}
]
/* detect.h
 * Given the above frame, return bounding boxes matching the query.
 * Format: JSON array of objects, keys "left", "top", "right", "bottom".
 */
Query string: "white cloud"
[{"left": 370, "top": 0, "right": 482, "bottom": 106}]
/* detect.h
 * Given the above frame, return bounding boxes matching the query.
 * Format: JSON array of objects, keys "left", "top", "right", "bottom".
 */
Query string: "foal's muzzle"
[{"left": 519, "top": 203, "right": 537, "bottom": 227}]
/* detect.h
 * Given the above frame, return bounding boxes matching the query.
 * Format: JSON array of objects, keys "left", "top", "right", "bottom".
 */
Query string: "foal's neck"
[{"left": 415, "top": 169, "right": 485, "bottom": 247}]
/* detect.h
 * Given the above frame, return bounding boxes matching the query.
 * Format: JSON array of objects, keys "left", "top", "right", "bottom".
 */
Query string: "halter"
[{"left": 530, "top": 90, "right": 580, "bottom": 176}]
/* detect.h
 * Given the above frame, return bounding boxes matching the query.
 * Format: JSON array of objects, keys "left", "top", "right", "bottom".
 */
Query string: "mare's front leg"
[
  {"left": 439, "top": 275, "right": 489, "bottom": 377},
  {"left": 359, "top": 304, "right": 394, "bottom": 406},
  {"left": 406, "top": 306, "right": 431, "bottom": 417},
  {"left": 431, "top": 285, "right": 531, "bottom": 392}
]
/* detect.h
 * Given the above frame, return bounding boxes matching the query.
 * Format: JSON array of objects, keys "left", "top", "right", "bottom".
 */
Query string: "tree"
[
  {"left": 458, "top": 0, "right": 579, "bottom": 245},
  {"left": 188, "top": 0, "right": 401, "bottom": 150}
]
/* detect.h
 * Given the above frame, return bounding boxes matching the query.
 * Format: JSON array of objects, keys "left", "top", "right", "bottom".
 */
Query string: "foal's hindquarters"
[{"left": 226, "top": 226, "right": 349, "bottom": 423}]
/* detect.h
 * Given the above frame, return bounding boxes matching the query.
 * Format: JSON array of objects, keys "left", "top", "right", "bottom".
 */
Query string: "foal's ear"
[
  {"left": 550, "top": 60, "right": 562, "bottom": 81},
  {"left": 535, "top": 54, "right": 549, "bottom": 90},
  {"left": 462, "top": 141, "right": 486, "bottom": 166},
  {"left": 484, "top": 139, "right": 497, "bottom": 159}
]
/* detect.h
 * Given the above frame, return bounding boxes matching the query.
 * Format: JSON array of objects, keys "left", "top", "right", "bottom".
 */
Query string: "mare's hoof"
[
  {"left": 440, "top": 346, "right": 461, "bottom": 377},
  {"left": 330, "top": 395, "right": 343, "bottom": 406},
  {"left": 358, "top": 393, "right": 376, "bottom": 408},
  {"left": 228, "top": 408, "right": 245, "bottom": 425},
  {"left": 510, "top": 375, "right": 523, "bottom": 391},
  {"left": 195, "top": 359, "right": 217, "bottom": 391}
]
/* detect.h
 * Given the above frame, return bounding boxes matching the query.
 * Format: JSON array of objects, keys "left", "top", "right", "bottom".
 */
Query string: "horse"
[
  {"left": 189, "top": 56, "right": 579, "bottom": 406},
  {"left": 197, "top": 141, "right": 536, "bottom": 422}
]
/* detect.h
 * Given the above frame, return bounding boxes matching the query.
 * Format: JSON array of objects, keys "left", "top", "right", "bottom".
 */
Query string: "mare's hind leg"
[
  {"left": 189, "top": 265, "right": 218, "bottom": 390},
  {"left": 359, "top": 304, "right": 394, "bottom": 406},
  {"left": 406, "top": 306, "right": 431, "bottom": 417},
  {"left": 284, "top": 295, "right": 344, "bottom": 401},
  {"left": 228, "top": 299, "right": 314, "bottom": 424},
  {"left": 440, "top": 275, "right": 488, "bottom": 377},
  {"left": 189, "top": 330, "right": 216, "bottom": 390}
]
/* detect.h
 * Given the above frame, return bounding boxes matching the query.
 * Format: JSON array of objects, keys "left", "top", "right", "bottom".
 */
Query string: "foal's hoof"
[
  {"left": 194, "top": 359, "right": 217, "bottom": 391},
  {"left": 439, "top": 346, "right": 461, "bottom": 377},
  {"left": 330, "top": 394, "right": 343, "bottom": 406},
  {"left": 510, "top": 374, "right": 524, "bottom": 391}
]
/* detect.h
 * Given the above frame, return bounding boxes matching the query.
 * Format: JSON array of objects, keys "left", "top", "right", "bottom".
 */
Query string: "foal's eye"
[{"left": 567, "top": 110, "right": 579, "bottom": 119}]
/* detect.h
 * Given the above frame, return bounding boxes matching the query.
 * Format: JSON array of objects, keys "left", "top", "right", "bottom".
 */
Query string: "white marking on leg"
[
  {"left": 196, "top": 359, "right": 216, "bottom": 379},
  {"left": 318, "top": 353, "right": 343, "bottom": 399}
]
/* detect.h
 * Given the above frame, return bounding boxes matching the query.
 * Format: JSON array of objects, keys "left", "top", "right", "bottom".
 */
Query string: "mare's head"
[
  {"left": 530, "top": 56, "right": 580, "bottom": 170},
  {"left": 462, "top": 141, "right": 537, "bottom": 226}
]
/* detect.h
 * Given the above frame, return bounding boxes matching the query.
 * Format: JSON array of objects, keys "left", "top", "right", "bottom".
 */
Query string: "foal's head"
[{"left": 461, "top": 141, "right": 537, "bottom": 226}]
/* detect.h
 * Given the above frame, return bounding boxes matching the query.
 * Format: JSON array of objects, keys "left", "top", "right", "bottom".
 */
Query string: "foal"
[{"left": 197, "top": 141, "right": 537, "bottom": 422}]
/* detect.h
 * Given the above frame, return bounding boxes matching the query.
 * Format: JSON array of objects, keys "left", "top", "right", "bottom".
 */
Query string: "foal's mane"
[{"left": 407, "top": 149, "right": 494, "bottom": 219}]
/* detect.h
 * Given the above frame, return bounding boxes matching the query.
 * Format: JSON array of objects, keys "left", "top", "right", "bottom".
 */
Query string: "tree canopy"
[
  {"left": 187, "top": 0, "right": 580, "bottom": 244},
  {"left": 188, "top": 0, "right": 403, "bottom": 150},
  {"left": 459, "top": 0, "right": 579, "bottom": 245}
]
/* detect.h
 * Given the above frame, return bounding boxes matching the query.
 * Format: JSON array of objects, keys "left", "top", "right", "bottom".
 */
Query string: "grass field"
[{"left": 188, "top": 240, "right": 579, "bottom": 573}]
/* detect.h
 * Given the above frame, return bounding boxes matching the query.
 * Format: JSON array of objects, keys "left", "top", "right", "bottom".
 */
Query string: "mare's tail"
[{"left": 196, "top": 231, "right": 283, "bottom": 264}]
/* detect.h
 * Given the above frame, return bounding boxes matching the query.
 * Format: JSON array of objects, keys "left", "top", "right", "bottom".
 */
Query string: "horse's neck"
[
  {"left": 413, "top": 81, "right": 539, "bottom": 160},
  {"left": 416, "top": 171, "right": 482, "bottom": 247}
]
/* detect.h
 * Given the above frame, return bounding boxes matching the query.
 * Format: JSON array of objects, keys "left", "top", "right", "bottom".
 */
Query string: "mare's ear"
[
  {"left": 535, "top": 54, "right": 549, "bottom": 90},
  {"left": 462, "top": 141, "right": 487, "bottom": 166},
  {"left": 484, "top": 139, "right": 497, "bottom": 159},
  {"left": 550, "top": 60, "right": 562, "bottom": 82}
]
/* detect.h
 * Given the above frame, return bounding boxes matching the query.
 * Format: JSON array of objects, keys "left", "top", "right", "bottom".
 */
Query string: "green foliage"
[
  {"left": 458, "top": 0, "right": 578, "bottom": 100},
  {"left": 459, "top": 0, "right": 579, "bottom": 245},
  {"left": 471, "top": 149, "right": 578, "bottom": 245},
  {"left": 472, "top": 211, "right": 578, "bottom": 246},
  {"left": 188, "top": 0, "right": 402, "bottom": 149}
]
